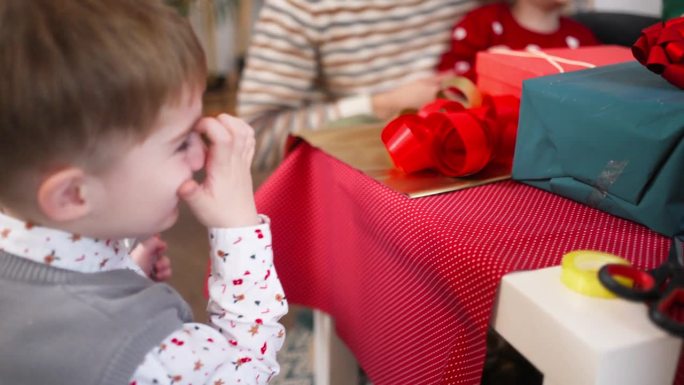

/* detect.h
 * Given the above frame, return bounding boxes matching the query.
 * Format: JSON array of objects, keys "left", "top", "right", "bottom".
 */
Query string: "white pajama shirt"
[{"left": 0, "top": 212, "right": 288, "bottom": 385}]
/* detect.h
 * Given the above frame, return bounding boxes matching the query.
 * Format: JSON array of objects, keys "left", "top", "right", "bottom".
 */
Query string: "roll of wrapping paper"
[
  {"left": 560, "top": 250, "right": 632, "bottom": 298},
  {"left": 381, "top": 95, "right": 519, "bottom": 177}
]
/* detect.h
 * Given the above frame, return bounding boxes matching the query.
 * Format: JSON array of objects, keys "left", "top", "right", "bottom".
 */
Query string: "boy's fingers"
[
  {"left": 156, "top": 271, "right": 172, "bottom": 282},
  {"left": 152, "top": 255, "right": 172, "bottom": 282},
  {"left": 196, "top": 117, "right": 234, "bottom": 165},
  {"left": 197, "top": 114, "right": 254, "bottom": 160},
  {"left": 154, "top": 268, "right": 172, "bottom": 282},
  {"left": 155, "top": 255, "right": 172, "bottom": 270},
  {"left": 195, "top": 117, "right": 230, "bottom": 147},
  {"left": 146, "top": 236, "right": 167, "bottom": 252},
  {"left": 217, "top": 113, "right": 247, "bottom": 127},
  {"left": 153, "top": 237, "right": 167, "bottom": 252},
  {"left": 218, "top": 114, "right": 253, "bottom": 137},
  {"left": 217, "top": 113, "right": 252, "bottom": 132},
  {"left": 178, "top": 179, "right": 203, "bottom": 206},
  {"left": 217, "top": 114, "right": 256, "bottom": 159},
  {"left": 178, "top": 179, "right": 217, "bottom": 226}
]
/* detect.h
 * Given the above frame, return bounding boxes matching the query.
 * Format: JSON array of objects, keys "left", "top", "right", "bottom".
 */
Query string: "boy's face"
[{"left": 86, "top": 90, "right": 205, "bottom": 239}]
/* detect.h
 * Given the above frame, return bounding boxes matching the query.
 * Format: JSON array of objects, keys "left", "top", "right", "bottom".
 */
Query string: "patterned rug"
[
  {"left": 270, "top": 308, "right": 541, "bottom": 385},
  {"left": 271, "top": 310, "right": 315, "bottom": 385}
]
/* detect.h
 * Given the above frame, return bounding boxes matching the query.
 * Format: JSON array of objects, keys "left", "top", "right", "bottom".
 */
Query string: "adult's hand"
[{"left": 371, "top": 73, "right": 452, "bottom": 120}]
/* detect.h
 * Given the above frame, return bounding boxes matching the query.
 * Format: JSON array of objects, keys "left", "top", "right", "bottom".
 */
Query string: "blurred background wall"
[{"left": 590, "top": 0, "right": 661, "bottom": 16}]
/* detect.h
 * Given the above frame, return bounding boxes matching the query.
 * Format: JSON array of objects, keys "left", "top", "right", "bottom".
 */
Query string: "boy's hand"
[
  {"left": 130, "top": 235, "right": 172, "bottom": 282},
  {"left": 178, "top": 114, "right": 259, "bottom": 228}
]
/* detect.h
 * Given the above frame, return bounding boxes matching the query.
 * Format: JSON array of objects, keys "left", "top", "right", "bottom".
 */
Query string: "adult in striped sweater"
[{"left": 237, "top": 0, "right": 482, "bottom": 174}]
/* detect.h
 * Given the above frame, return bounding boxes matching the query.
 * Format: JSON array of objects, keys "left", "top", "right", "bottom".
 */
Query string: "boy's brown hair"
[{"left": 0, "top": 0, "right": 206, "bottom": 204}]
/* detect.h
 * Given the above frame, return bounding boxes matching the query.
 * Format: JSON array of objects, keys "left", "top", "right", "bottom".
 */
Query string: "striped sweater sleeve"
[
  {"left": 237, "top": 0, "right": 479, "bottom": 173},
  {"left": 237, "top": 0, "right": 368, "bottom": 172}
]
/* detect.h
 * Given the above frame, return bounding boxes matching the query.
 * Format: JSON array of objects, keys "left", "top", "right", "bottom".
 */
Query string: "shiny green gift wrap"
[{"left": 512, "top": 61, "right": 684, "bottom": 237}]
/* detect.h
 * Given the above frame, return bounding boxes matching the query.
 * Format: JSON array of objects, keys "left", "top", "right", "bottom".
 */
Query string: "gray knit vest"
[{"left": 0, "top": 250, "right": 193, "bottom": 385}]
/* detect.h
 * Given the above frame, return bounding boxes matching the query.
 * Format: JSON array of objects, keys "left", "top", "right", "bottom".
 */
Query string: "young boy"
[
  {"left": 437, "top": 0, "right": 598, "bottom": 80},
  {"left": 0, "top": 1, "right": 287, "bottom": 384}
]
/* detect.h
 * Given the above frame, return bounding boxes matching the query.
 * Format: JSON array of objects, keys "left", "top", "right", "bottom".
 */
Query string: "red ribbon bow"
[
  {"left": 381, "top": 95, "right": 519, "bottom": 177},
  {"left": 633, "top": 17, "right": 684, "bottom": 89}
]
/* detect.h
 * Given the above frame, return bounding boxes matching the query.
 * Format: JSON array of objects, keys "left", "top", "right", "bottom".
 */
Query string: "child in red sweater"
[{"left": 437, "top": 0, "right": 598, "bottom": 80}]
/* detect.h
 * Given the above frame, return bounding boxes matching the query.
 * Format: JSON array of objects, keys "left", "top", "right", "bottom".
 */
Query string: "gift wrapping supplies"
[{"left": 476, "top": 45, "right": 635, "bottom": 98}]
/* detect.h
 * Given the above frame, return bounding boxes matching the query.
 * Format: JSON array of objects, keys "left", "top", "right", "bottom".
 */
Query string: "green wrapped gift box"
[
  {"left": 512, "top": 61, "right": 684, "bottom": 236},
  {"left": 664, "top": 0, "right": 684, "bottom": 20}
]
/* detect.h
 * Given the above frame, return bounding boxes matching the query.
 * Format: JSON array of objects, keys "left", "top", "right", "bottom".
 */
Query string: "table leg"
[
  {"left": 313, "top": 310, "right": 360, "bottom": 385},
  {"left": 313, "top": 310, "right": 332, "bottom": 385}
]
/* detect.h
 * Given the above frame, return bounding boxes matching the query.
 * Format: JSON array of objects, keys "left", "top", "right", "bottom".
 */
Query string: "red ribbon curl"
[
  {"left": 633, "top": 17, "right": 684, "bottom": 89},
  {"left": 381, "top": 95, "right": 519, "bottom": 177}
]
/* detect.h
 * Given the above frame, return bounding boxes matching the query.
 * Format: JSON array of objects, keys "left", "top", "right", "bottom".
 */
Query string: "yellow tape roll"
[{"left": 560, "top": 250, "right": 631, "bottom": 298}]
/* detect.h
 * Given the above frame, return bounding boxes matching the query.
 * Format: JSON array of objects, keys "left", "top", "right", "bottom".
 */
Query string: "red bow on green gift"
[
  {"left": 633, "top": 16, "right": 684, "bottom": 88},
  {"left": 381, "top": 95, "right": 519, "bottom": 177}
]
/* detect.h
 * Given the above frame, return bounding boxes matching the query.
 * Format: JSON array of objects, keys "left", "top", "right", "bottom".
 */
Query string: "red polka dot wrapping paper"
[
  {"left": 256, "top": 141, "right": 682, "bottom": 385},
  {"left": 475, "top": 45, "right": 634, "bottom": 98}
]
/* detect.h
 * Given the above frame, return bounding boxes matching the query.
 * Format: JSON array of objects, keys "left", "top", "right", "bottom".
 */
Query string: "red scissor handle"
[
  {"left": 598, "top": 264, "right": 659, "bottom": 301},
  {"left": 650, "top": 288, "right": 684, "bottom": 337}
]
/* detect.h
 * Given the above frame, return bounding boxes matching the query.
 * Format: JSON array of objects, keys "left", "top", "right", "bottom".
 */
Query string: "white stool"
[{"left": 492, "top": 266, "right": 682, "bottom": 385}]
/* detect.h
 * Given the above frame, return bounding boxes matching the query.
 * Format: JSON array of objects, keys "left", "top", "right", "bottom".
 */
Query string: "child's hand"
[
  {"left": 130, "top": 235, "right": 172, "bottom": 282},
  {"left": 178, "top": 114, "right": 259, "bottom": 228}
]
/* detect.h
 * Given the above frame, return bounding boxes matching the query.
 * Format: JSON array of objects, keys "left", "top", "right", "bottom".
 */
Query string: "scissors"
[{"left": 598, "top": 235, "right": 684, "bottom": 337}]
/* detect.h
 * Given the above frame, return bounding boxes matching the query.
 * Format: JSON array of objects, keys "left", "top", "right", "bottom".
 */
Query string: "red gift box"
[{"left": 475, "top": 45, "right": 635, "bottom": 98}]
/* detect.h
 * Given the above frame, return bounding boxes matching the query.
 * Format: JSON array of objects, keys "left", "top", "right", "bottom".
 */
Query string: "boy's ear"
[{"left": 37, "top": 168, "right": 92, "bottom": 222}]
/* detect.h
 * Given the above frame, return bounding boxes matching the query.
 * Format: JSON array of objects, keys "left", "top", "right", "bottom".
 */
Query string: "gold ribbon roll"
[{"left": 437, "top": 76, "right": 482, "bottom": 108}]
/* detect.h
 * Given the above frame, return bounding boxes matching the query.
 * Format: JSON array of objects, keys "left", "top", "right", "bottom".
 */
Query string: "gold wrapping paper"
[{"left": 292, "top": 124, "right": 510, "bottom": 198}]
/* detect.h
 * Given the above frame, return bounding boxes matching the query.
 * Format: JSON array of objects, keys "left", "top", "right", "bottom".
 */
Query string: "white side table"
[{"left": 492, "top": 266, "right": 682, "bottom": 385}]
